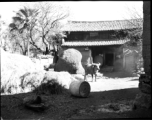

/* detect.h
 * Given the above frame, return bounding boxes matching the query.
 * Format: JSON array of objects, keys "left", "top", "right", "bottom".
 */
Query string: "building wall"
[
  {"left": 123, "top": 48, "right": 139, "bottom": 73},
  {"left": 123, "top": 53, "right": 136, "bottom": 72},
  {"left": 62, "top": 45, "right": 124, "bottom": 71},
  {"left": 90, "top": 45, "right": 123, "bottom": 71},
  {"left": 63, "top": 27, "right": 140, "bottom": 72}
]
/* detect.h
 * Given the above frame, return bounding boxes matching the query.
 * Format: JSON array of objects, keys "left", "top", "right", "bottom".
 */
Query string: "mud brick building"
[{"left": 61, "top": 19, "right": 142, "bottom": 72}]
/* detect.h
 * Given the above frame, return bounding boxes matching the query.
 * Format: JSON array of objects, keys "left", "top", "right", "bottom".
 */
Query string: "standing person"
[
  {"left": 52, "top": 38, "right": 64, "bottom": 64},
  {"left": 52, "top": 45, "right": 59, "bottom": 64}
]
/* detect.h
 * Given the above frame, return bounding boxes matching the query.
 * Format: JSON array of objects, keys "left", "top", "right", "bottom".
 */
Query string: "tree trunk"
[
  {"left": 43, "top": 46, "right": 50, "bottom": 55},
  {"left": 143, "top": 1, "right": 151, "bottom": 75},
  {"left": 27, "top": 39, "right": 30, "bottom": 57},
  {"left": 23, "top": 50, "right": 27, "bottom": 56}
]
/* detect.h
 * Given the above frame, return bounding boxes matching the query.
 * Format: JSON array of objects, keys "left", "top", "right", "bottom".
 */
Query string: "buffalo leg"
[{"left": 91, "top": 74, "right": 93, "bottom": 82}]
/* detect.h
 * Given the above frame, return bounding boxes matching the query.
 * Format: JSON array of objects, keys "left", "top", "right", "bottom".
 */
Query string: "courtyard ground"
[{"left": 1, "top": 71, "right": 151, "bottom": 120}]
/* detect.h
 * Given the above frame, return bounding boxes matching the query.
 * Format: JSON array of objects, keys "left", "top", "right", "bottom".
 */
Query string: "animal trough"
[{"left": 23, "top": 96, "right": 49, "bottom": 112}]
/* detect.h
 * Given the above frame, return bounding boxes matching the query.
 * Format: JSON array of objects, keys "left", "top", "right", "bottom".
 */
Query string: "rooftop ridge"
[
  {"left": 68, "top": 18, "right": 143, "bottom": 23},
  {"left": 62, "top": 18, "right": 143, "bottom": 31}
]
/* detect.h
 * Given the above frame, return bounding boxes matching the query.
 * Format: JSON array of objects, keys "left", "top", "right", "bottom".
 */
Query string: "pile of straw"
[
  {"left": 1, "top": 49, "right": 78, "bottom": 94},
  {"left": 1, "top": 49, "right": 43, "bottom": 94}
]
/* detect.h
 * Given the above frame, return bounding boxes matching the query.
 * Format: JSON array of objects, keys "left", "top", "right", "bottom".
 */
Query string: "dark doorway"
[
  {"left": 105, "top": 53, "right": 114, "bottom": 66},
  {"left": 90, "top": 46, "right": 103, "bottom": 62}
]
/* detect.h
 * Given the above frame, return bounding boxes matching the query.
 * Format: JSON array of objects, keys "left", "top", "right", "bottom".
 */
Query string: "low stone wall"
[{"left": 31, "top": 55, "right": 53, "bottom": 69}]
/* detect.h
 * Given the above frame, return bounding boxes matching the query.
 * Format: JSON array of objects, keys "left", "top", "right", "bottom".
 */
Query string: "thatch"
[
  {"left": 1, "top": 49, "right": 82, "bottom": 95},
  {"left": 54, "top": 48, "right": 85, "bottom": 74},
  {"left": 20, "top": 71, "right": 78, "bottom": 94},
  {"left": 1, "top": 49, "right": 43, "bottom": 94}
]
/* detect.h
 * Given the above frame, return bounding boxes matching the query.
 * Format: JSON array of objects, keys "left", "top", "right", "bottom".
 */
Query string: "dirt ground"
[{"left": 1, "top": 71, "right": 151, "bottom": 120}]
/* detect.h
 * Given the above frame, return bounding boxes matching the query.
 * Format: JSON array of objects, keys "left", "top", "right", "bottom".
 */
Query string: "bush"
[{"left": 33, "top": 79, "right": 66, "bottom": 95}]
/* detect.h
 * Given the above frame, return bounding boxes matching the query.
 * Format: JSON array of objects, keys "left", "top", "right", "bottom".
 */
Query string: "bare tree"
[
  {"left": 115, "top": 6, "right": 143, "bottom": 74},
  {"left": 123, "top": 5, "right": 143, "bottom": 43},
  {"left": 32, "top": 2, "right": 68, "bottom": 55},
  {"left": 8, "top": 2, "right": 69, "bottom": 57}
]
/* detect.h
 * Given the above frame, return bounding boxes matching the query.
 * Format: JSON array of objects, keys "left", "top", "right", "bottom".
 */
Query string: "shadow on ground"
[
  {"left": 70, "top": 88, "right": 151, "bottom": 119},
  {"left": 1, "top": 87, "right": 151, "bottom": 120}
]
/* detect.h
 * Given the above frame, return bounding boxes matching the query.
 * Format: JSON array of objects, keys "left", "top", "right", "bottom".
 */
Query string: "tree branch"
[{"left": 29, "top": 27, "right": 43, "bottom": 52}]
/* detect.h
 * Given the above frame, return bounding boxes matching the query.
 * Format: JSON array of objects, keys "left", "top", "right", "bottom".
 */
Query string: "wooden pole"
[{"left": 143, "top": 1, "right": 151, "bottom": 75}]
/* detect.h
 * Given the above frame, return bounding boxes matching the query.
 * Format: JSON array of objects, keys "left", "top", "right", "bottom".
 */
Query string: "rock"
[
  {"left": 139, "top": 74, "right": 151, "bottom": 84},
  {"left": 54, "top": 48, "right": 85, "bottom": 74},
  {"left": 139, "top": 82, "right": 151, "bottom": 94},
  {"left": 133, "top": 92, "right": 151, "bottom": 109}
]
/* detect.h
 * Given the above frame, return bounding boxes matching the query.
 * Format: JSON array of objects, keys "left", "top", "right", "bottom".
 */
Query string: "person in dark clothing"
[
  {"left": 52, "top": 44, "right": 60, "bottom": 64},
  {"left": 53, "top": 50, "right": 59, "bottom": 64}
]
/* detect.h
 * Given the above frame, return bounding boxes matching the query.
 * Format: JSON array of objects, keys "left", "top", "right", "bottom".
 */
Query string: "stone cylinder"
[{"left": 69, "top": 81, "right": 91, "bottom": 98}]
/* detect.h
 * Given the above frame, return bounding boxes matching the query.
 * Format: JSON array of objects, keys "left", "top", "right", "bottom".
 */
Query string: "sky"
[
  {"left": 63, "top": 1, "right": 143, "bottom": 21},
  {"left": 0, "top": 1, "right": 143, "bottom": 30}
]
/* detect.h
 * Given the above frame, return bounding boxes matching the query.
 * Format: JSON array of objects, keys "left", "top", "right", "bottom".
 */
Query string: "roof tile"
[{"left": 62, "top": 19, "right": 143, "bottom": 31}]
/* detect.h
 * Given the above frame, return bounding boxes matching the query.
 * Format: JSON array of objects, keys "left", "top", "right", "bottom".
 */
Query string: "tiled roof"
[
  {"left": 62, "top": 19, "right": 143, "bottom": 31},
  {"left": 61, "top": 40, "right": 129, "bottom": 46}
]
